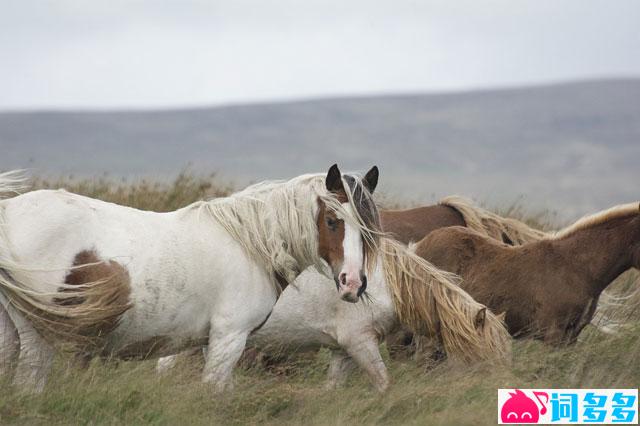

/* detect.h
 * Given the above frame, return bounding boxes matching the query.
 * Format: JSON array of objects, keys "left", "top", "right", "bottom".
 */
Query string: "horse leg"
[
  {"left": 156, "top": 347, "right": 203, "bottom": 375},
  {"left": 0, "top": 303, "right": 20, "bottom": 379},
  {"left": 202, "top": 326, "right": 250, "bottom": 392},
  {"left": 11, "top": 310, "right": 54, "bottom": 393},
  {"left": 200, "top": 269, "right": 276, "bottom": 392},
  {"left": 324, "top": 349, "right": 356, "bottom": 390},
  {"left": 413, "top": 334, "right": 447, "bottom": 368},
  {"left": 385, "top": 327, "right": 416, "bottom": 360},
  {"left": 542, "top": 324, "right": 567, "bottom": 346},
  {"left": 342, "top": 335, "right": 390, "bottom": 392}
]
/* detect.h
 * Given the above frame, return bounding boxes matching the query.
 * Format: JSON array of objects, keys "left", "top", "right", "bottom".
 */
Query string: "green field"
[{"left": 1, "top": 175, "right": 638, "bottom": 425}]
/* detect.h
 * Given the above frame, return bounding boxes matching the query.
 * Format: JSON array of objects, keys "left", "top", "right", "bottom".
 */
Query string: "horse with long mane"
[
  {"left": 380, "top": 196, "right": 547, "bottom": 355},
  {"left": 381, "top": 196, "right": 547, "bottom": 246},
  {"left": 160, "top": 196, "right": 540, "bottom": 377},
  {"left": 158, "top": 238, "right": 512, "bottom": 392},
  {"left": 0, "top": 165, "right": 381, "bottom": 392},
  {"left": 414, "top": 202, "right": 640, "bottom": 345}
]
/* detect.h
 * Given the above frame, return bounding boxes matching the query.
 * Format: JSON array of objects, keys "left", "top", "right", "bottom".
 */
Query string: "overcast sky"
[{"left": 1, "top": 0, "right": 639, "bottom": 110}]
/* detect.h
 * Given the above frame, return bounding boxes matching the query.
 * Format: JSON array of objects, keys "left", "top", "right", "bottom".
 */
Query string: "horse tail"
[
  {"left": 590, "top": 288, "right": 640, "bottom": 335},
  {"left": 439, "top": 196, "right": 548, "bottom": 245},
  {"left": 0, "top": 174, "right": 131, "bottom": 348},
  {"left": 0, "top": 260, "right": 132, "bottom": 351},
  {"left": 0, "top": 170, "right": 28, "bottom": 199},
  {"left": 382, "top": 238, "right": 511, "bottom": 364}
]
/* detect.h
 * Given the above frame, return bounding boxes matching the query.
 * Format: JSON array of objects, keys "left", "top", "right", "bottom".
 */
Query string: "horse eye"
[{"left": 326, "top": 217, "right": 337, "bottom": 230}]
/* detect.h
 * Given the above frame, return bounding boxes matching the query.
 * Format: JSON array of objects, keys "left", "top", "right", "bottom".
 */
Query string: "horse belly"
[
  {"left": 105, "top": 290, "right": 213, "bottom": 358},
  {"left": 108, "top": 225, "right": 278, "bottom": 358}
]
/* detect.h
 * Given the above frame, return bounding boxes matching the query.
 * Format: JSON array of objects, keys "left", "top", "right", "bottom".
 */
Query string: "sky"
[{"left": 1, "top": 0, "right": 639, "bottom": 110}]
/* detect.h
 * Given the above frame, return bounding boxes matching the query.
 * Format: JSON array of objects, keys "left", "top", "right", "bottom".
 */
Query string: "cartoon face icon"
[{"left": 501, "top": 389, "right": 548, "bottom": 423}]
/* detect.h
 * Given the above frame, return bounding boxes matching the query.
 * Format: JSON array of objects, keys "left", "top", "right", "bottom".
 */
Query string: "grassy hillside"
[{"left": 0, "top": 176, "right": 638, "bottom": 425}]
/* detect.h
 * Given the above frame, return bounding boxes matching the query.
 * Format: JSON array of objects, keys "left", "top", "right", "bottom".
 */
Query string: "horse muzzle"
[{"left": 336, "top": 271, "right": 367, "bottom": 303}]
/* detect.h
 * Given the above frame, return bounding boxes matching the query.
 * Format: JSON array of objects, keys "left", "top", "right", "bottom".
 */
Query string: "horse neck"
[{"left": 556, "top": 214, "right": 639, "bottom": 295}]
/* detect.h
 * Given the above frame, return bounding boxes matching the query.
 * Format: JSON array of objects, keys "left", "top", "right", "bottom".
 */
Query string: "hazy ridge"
[{"left": 1, "top": 78, "right": 639, "bottom": 219}]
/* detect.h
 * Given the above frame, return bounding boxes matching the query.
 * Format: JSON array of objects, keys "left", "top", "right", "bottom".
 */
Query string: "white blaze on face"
[{"left": 340, "top": 202, "right": 364, "bottom": 293}]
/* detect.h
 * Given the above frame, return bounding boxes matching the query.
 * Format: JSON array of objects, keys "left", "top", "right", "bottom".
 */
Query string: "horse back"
[
  {"left": 0, "top": 189, "right": 173, "bottom": 268},
  {"left": 413, "top": 226, "right": 494, "bottom": 274},
  {"left": 381, "top": 205, "right": 465, "bottom": 244},
  {"left": 415, "top": 226, "right": 593, "bottom": 340}
]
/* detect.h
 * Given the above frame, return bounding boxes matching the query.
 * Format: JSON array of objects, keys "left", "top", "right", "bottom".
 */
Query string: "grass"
[
  {"left": 31, "top": 171, "right": 233, "bottom": 212},
  {"left": 1, "top": 174, "right": 638, "bottom": 425},
  {"left": 1, "top": 326, "right": 638, "bottom": 425}
]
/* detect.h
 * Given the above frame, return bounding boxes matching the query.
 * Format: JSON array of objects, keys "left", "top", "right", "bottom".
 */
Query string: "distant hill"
[{"left": 1, "top": 78, "right": 639, "bottom": 219}]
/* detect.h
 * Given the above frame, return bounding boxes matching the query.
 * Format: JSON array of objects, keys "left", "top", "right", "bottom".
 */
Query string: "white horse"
[
  {"left": 158, "top": 239, "right": 513, "bottom": 392},
  {"left": 0, "top": 165, "right": 381, "bottom": 392}
]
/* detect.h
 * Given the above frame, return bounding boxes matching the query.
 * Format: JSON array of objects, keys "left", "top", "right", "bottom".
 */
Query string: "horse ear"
[
  {"left": 325, "top": 164, "right": 344, "bottom": 193},
  {"left": 497, "top": 311, "right": 507, "bottom": 322},
  {"left": 363, "top": 165, "right": 379, "bottom": 194},
  {"left": 474, "top": 307, "right": 486, "bottom": 330}
]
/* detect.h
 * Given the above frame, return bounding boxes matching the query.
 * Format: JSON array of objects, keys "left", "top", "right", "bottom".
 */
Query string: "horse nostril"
[
  {"left": 339, "top": 273, "right": 347, "bottom": 285},
  {"left": 358, "top": 274, "right": 367, "bottom": 297}
]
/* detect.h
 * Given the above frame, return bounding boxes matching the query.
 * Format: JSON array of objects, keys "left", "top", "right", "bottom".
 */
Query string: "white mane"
[{"left": 199, "top": 173, "right": 378, "bottom": 291}]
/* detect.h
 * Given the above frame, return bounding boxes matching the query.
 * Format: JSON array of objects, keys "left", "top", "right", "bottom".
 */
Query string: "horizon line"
[{"left": 1, "top": 74, "right": 638, "bottom": 115}]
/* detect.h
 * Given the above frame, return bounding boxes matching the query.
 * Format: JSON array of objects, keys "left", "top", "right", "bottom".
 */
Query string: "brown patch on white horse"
[
  {"left": 7, "top": 249, "right": 131, "bottom": 349},
  {"left": 317, "top": 199, "right": 346, "bottom": 277}
]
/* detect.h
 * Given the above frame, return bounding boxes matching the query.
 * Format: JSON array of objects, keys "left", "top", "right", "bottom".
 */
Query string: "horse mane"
[
  {"left": 439, "top": 196, "right": 548, "bottom": 245},
  {"left": 550, "top": 202, "right": 640, "bottom": 240},
  {"left": 199, "top": 173, "right": 380, "bottom": 291},
  {"left": 381, "top": 238, "right": 511, "bottom": 363}
]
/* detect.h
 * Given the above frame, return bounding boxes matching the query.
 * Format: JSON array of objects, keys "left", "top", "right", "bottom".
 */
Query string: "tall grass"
[
  {"left": 0, "top": 175, "right": 638, "bottom": 425},
  {"left": 31, "top": 172, "right": 233, "bottom": 212}
]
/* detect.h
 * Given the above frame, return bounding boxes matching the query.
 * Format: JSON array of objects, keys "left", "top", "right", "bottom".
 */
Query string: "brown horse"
[
  {"left": 413, "top": 202, "right": 640, "bottom": 345},
  {"left": 377, "top": 197, "right": 548, "bottom": 357},
  {"left": 381, "top": 196, "right": 547, "bottom": 246}
]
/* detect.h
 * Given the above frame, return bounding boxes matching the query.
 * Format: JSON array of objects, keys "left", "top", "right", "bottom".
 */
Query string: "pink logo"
[{"left": 500, "top": 389, "right": 549, "bottom": 423}]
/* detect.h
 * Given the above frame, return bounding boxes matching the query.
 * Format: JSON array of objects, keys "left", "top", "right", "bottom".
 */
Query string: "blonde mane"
[
  {"left": 382, "top": 238, "right": 511, "bottom": 363},
  {"left": 550, "top": 202, "right": 640, "bottom": 240},
  {"left": 199, "top": 173, "right": 379, "bottom": 291},
  {"left": 439, "top": 196, "right": 548, "bottom": 245}
]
